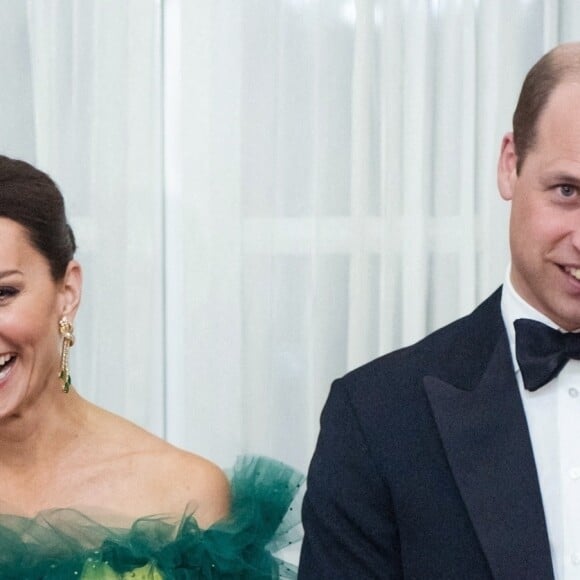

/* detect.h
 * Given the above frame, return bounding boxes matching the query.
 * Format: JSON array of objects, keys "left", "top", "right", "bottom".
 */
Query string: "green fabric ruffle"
[{"left": 0, "top": 456, "right": 303, "bottom": 579}]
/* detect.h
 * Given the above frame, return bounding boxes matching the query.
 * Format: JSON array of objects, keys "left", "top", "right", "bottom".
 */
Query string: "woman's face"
[{"left": 0, "top": 217, "right": 81, "bottom": 418}]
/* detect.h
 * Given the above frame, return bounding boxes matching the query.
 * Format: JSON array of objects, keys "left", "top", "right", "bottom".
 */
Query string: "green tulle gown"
[{"left": 0, "top": 456, "right": 304, "bottom": 579}]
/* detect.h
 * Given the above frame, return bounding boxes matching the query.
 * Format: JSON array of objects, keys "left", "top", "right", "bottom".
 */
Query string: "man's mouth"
[
  {"left": 0, "top": 353, "right": 16, "bottom": 381},
  {"left": 563, "top": 266, "right": 580, "bottom": 281}
]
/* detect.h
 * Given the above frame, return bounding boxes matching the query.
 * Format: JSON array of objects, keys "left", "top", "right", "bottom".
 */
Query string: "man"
[{"left": 299, "top": 43, "right": 580, "bottom": 579}]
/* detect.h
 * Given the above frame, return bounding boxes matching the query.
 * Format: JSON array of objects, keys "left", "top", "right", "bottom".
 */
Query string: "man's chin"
[{"left": 542, "top": 304, "right": 580, "bottom": 332}]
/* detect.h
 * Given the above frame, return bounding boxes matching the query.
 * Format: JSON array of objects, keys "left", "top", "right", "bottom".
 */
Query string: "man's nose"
[{"left": 570, "top": 218, "right": 580, "bottom": 251}]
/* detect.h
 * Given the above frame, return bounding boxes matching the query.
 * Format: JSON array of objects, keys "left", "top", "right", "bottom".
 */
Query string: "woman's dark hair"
[{"left": 0, "top": 155, "right": 76, "bottom": 280}]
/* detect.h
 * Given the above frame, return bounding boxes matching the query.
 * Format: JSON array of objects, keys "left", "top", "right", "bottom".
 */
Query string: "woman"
[{"left": 0, "top": 156, "right": 302, "bottom": 579}]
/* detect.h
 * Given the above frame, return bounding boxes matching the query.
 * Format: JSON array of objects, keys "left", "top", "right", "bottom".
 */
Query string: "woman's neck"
[{"left": 0, "top": 387, "right": 87, "bottom": 471}]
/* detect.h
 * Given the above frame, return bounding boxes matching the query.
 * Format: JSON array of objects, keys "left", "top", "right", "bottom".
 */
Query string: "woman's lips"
[{"left": 0, "top": 354, "right": 17, "bottom": 383}]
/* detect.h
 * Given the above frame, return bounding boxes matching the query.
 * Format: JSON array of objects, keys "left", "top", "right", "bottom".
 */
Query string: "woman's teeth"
[
  {"left": 0, "top": 354, "right": 15, "bottom": 380},
  {"left": 0, "top": 354, "right": 14, "bottom": 367}
]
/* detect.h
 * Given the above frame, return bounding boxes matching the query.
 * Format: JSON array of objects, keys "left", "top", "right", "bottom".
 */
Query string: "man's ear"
[
  {"left": 497, "top": 132, "right": 519, "bottom": 201},
  {"left": 59, "top": 260, "right": 82, "bottom": 321}
]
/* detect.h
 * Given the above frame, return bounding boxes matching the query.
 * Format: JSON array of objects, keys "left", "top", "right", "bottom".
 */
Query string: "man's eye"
[{"left": 558, "top": 184, "right": 577, "bottom": 198}]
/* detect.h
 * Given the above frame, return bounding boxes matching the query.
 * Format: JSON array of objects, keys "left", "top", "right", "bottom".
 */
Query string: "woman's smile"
[{"left": 0, "top": 354, "right": 16, "bottom": 384}]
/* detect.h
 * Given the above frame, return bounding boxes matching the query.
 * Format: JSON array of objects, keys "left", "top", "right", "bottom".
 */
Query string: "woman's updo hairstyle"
[{"left": 0, "top": 155, "right": 76, "bottom": 280}]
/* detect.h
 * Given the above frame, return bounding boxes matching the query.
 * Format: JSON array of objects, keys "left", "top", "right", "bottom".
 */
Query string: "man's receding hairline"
[
  {"left": 549, "top": 41, "right": 580, "bottom": 62},
  {"left": 528, "top": 71, "right": 580, "bottom": 146},
  {"left": 544, "top": 43, "right": 580, "bottom": 86},
  {"left": 514, "top": 42, "right": 580, "bottom": 172}
]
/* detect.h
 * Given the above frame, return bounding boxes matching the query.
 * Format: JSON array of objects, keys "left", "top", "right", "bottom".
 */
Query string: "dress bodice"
[{"left": 0, "top": 456, "right": 303, "bottom": 579}]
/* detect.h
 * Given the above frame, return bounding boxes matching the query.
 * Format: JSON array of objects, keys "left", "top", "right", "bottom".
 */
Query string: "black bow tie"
[{"left": 514, "top": 318, "right": 580, "bottom": 391}]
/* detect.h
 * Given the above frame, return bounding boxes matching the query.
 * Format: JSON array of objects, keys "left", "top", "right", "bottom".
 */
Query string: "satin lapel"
[{"left": 424, "top": 332, "right": 553, "bottom": 580}]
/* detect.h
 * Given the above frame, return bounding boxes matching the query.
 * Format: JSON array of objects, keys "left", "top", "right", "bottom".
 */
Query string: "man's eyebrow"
[
  {"left": 0, "top": 270, "right": 23, "bottom": 280},
  {"left": 541, "top": 171, "right": 580, "bottom": 185}
]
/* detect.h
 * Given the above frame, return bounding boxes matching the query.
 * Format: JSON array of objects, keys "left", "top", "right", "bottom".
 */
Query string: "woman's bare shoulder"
[
  {"left": 145, "top": 443, "right": 231, "bottom": 526},
  {"left": 79, "top": 403, "right": 230, "bottom": 526}
]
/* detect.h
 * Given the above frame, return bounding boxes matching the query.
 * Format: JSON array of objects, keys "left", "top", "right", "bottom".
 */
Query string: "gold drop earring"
[{"left": 58, "top": 317, "right": 75, "bottom": 393}]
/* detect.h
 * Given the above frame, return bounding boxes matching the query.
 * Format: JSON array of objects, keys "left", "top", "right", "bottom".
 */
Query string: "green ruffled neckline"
[{"left": 0, "top": 456, "right": 303, "bottom": 579}]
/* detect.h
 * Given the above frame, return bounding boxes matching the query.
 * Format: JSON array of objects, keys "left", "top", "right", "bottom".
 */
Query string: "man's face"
[{"left": 498, "top": 81, "right": 580, "bottom": 330}]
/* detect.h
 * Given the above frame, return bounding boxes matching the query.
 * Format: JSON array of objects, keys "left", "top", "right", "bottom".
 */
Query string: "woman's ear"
[
  {"left": 59, "top": 260, "right": 82, "bottom": 321},
  {"left": 497, "top": 132, "right": 519, "bottom": 201}
]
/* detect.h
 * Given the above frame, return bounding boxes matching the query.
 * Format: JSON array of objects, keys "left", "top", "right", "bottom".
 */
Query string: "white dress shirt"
[{"left": 501, "top": 274, "right": 580, "bottom": 579}]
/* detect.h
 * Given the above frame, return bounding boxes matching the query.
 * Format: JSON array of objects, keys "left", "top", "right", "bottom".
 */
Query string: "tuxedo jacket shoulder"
[{"left": 299, "top": 288, "right": 553, "bottom": 580}]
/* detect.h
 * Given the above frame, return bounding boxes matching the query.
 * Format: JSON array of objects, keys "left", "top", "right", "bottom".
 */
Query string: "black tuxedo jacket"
[{"left": 299, "top": 289, "right": 554, "bottom": 579}]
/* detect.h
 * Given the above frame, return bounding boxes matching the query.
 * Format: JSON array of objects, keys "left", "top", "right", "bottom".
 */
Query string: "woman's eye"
[{"left": 0, "top": 287, "right": 18, "bottom": 302}]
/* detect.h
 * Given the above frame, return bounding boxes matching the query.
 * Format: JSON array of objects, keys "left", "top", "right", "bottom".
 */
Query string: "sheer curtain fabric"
[{"left": 0, "top": 0, "right": 576, "bottom": 471}]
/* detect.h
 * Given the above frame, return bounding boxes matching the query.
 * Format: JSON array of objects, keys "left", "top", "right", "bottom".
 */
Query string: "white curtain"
[{"left": 0, "top": 0, "right": 576, "bottom": 472}]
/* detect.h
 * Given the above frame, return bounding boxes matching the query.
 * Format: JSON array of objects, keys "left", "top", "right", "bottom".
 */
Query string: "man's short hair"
[{"left": 513, "top": 42, "right": 580, "bottom": 173}]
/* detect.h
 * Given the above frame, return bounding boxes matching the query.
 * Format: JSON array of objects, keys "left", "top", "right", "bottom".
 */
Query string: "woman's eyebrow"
[{"left": 0, "top": 269, "right": 23, "bottom": 279}]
